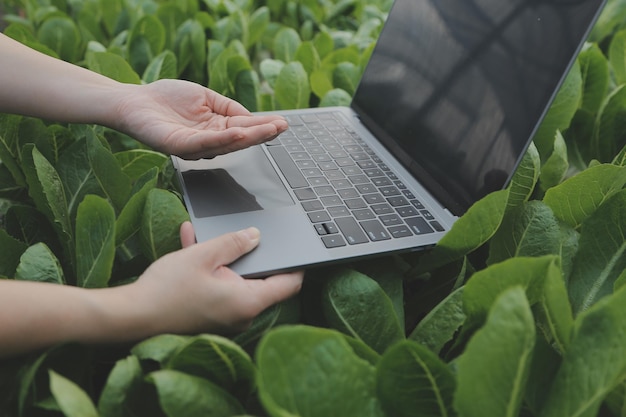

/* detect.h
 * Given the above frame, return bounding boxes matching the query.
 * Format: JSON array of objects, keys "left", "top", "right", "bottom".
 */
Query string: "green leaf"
[
  {"left": 507, "top": 142, "right": 540, "bottom": 209},
  {"left": 37, "top": 16, "right": 80, "bottom": 62},
  {"left": 295, "top": 41, "right": 321, "bottom": 75},
  {"left": 139, "top": 189, "right": 189, "bottom": 261},
  {"left": 114, "top": 150, "right": 167, "bottom": 181},
  {"left": 321, "top": 268, "right": 404, "bottom": 354},
  {"left": 256, "top": 325, "right": 384, "bottom": 417},
  {"left": 313, "top": 30, "right": 334, "bottom": 59},
  {"left": 98, "top": 356, "right": 143, "bottom": 417},
  {"left": 142, "top": 50, "right": 178, "bottom": 83},
  {"left": 49, "top": 371, "right": 98, "bottom": 417},
  {"left": 15, "top": 242, "right": 65, "bottom": 284},
  {"left": 533, "top": 60, "right": 582, "bottom": 161},
  {"left": 333, "top": 62, "right": 360, "bottom": 95},
  {"left": 539, "top": 285, "right": 626, "bottom": 417},
  {"left": 234, "top": 69, "right": 259, "bottom": 111},
  {"left": 248, "top": 6, "right": 270, "bottom": 48},
  {"left": 463, "top": 256, "right": 572, "bottom": 352},
  {"left": 609, "top": 29, "right": 626, "bottom": 86},
  {"left": 408, "top": 287, "right": 465, "bottom": 354},
  {"left": 273, "top": 27, "right": 301, "bottom": 62},
  {"left": 75, "top": 195, "right": 116, "bottom": 288},
  {"left": 0, "top": 114, "right": 26, "bottom": 187},
  {"left": 166, "top": 334, "right": 256, "bottom": 397},
  {"left": 22, "top": 145, "right": 72, "bottom": 252},
  {"left": 131, "top": 334, "right": 188, "bottom": 364},
  {"left": 0, "top": 228, "right": 29, "bottom": 278},
  {"left": 275, "top": 61, "right": 311, "bottom": 109},
  {"left": 128, "top": 14, "right": 166, "bottom": 74},
  {"left": 233, "top": 296, "right": 301, "bottom": 349},
  {"left": 454, "top": 287, "right": 535, "bottom": 417},
  {"left": 579, "top": 43, "right": 610, "bottom": 115},
  {"left": 88, "top": 136, "right": 132, "bottom": 213},
  {"left": 319, "top": 88, "right": 352, "bottom": 107},
  {"left": 543, "top": 164, "right": 626, "bottom": 228},
  {"left": 115, "top": 168, "right": 159, "bottom": 246},
  {"left": 148, "top": 369, "right": 244, "bottom": 417},
  {"left": 487, "top": 201, "right": 562, "bottom": 265},
  {"left": 416, "top": 189, "right": 509, "bottom": 272},
  {"left": 567, "top": 189, "right": 626, "bottom": 314},
  {"left": 174, "top": 19, "right": 206, "bottom": 83},
  {"left": 311, "top": 69, "right": 334, "bottom": 99},
  {"left": 376, "top": 340, "right": 456, "bottom": 417},
  {"left": 86, "top": 51, "right": 141, "bottom": 84},
  {"left": 539, "top": 130, "right": 569, "bottom": 192},
  {"left": 260, "top": 58, "right": 285, "bottom": 89},
  {"left": 593, "top": 84, "right": 626, "bottom": 162}
]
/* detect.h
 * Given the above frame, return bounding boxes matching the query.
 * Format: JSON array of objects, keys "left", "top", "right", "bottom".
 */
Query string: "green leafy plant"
[{"left": 3, "top": 0, "right": 626, "bottom": 416}]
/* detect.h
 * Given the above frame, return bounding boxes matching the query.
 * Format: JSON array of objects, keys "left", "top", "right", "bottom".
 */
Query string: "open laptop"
[{"left": 172, "top": 0, "right": 606, "bottom": 277}]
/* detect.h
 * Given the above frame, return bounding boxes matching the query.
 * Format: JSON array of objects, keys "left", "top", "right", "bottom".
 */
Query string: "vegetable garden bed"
[{"left": 2, "top": 0, "right": 626, "bottom": 416}]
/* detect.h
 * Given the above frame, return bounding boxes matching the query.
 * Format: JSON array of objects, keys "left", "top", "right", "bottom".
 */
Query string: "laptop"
[{"left": 172, "top": 0, "right": 606, "bottom": 278}]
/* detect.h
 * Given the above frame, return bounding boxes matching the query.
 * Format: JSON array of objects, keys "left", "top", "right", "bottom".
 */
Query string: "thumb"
[{"left": 204, "top": 227, "right": 261, "bottom": 268}]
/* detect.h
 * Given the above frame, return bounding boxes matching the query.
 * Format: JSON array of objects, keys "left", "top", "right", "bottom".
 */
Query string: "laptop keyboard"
[{"left": 264, "top": 111, "right": 444, "bottom": 249}]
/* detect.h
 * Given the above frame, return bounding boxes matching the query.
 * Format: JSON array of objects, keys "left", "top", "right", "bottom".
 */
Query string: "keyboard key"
[
  {"left": 372, "top": 177, "right": 392, "bottom": 187},
  {"left": 342, "top": 166, "right": 362, "bottom": 175},
  {"left": 267, "top": 146, "right": 309, "bottom": 189},
  {"left": 363, "top": 193, "right": 385, "bottom": 204},
  {"left": 319, "top": 161, "right": 339, "bottom": 171},
  {"left": 387, "top": 196, "right": 409, "bottom": 207},
  {"left": 380, "top": 214, "right": 403, "bottom": 226},
  {"left": 309, "top": 177, "right": 330, "bottom": 186},
  {"left": 363, "top": 168, "right": 384, "bottom": 177},
  {"left": 371, "top": 203, "right": 394, "bottom": 215},
  {"left": 403, "top": 190, "right": 416, "bottom": 199},
  {"left": 411, "top": 199, "right": 425, "bottom": 209},
  {"left": 405, "top": 217, "right": 435, "bottom": 235},
  {"left": 352, "top": 208, "right": 376, "bottom": 220},
  {"left": 397, "top": 206, "right": 419, "bottom": 217},
  {"left": 335, "top": 217, "right": 369, "bottom": 245},
  {"left": 302, "top": 200, "right": 323, "bottom": 211},
  {"left": 325, "top": 170, "right": 345, "bottom": 180},
  {"left": 315, "top": 224, "right": 327, "bottom": 235},
  {"left": 338, "top": 188, "right": 359, "bottom": 199},
  {"left": 313, "top": 154, "right": 332, "bottom": 162},
  {"left": 336, "top": 158, "right": 355, "bottom": 167},
  {"left": 308, "top": 210, "right": 331, "bottom": 223},
  {"left": 348, "top": 174, "right": 370, "bottom": 185},
  {"left": 302, "top": 168, "right": 322, "bottom": 177},
  {"left": 321, "top": 196, "right": 342, "bottom": 206},
  {"left": 389, "top": 225, "right": 413, "bottom": 238},
  {"left": 328, "top": 206, "right": 350, "bottom": 217},
  {"left": 379, "top": 186, "right": 401, "bottom": 197},
  {"left": 357, "top": 160, "right": 376, "bottom": 169},
  {"left": 330, "top": 179, "right": 352, "bottom": 189},
  {"left": 356, "top": 184, "right": 377, "bottom": 194},
  {"left": 360, "top": 219, "right": 391, "bottom": 241},
  {"left": 344, "top": 198, "right": 367, "bottom": 209},
  {"left": 314, "top": 186, "right": 336, "bottom": 196},
  {"left": 294, "top": 188, "right": 316, "bottom": 201},
  {"left": 322, "top": 234, "right": 346, "bottom": 248},
  {"left": 421, "top": 210, "right": 435, "bottom": 220},
  {"left": 323, "top": 222, "right": 339, "bottom": 234},
  {"left": 430, "top": 220, "right": 445, "bottom": 232}
]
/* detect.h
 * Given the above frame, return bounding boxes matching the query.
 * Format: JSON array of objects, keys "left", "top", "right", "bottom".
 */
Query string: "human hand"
[
  {"left": 133, "top": 222, "right": 303, "bottom": 335},
  {"left": 112, "top": 79, "right": 288, "bottom": 160}
]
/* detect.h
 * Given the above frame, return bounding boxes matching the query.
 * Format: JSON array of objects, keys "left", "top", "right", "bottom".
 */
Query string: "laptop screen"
[{"left": 351, "top": 0, "right": 606, "bottom": 216}]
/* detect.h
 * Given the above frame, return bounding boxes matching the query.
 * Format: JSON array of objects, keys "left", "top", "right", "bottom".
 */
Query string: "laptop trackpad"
[{"left": 180, "top": 146, "right": 294, "bottom": 218}]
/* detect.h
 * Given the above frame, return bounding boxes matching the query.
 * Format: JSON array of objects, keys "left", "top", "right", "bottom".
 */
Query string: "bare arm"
[
  {"left": 0, "top": 33, "right": 288, "bottom": 159},
  {"left": 0, "top": 225, "right": 303, "bottom": 357}
]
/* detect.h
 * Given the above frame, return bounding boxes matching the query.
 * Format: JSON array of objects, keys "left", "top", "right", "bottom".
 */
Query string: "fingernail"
[{"left": 241, "top": 227, "right": 261, "bottom": 243}]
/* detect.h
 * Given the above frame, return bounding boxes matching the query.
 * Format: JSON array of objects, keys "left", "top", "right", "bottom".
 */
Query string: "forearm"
[
  {"left": 0, "top": 280, "right": 156, "bottom": 357},
  {"left": 0, "top": 33, "right": 131, "bottom": 127}
]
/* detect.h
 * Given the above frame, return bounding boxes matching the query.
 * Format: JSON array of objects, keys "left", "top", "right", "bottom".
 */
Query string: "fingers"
[
  {"left": 179, "top": 221, "right": 196, "bottom": 248},
  {"left": 178, "top": 123, "right": 286, "bottom": 159},
  {"left": 202, "top": 227, "right": 261, "bottom": 268},
  {"left": 247, "top": 270, "right": 304, "bottom": 306}
]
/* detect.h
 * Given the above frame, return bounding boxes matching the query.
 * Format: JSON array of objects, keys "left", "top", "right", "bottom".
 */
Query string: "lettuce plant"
[{"left": 2, "top": 0, "right": 626, "bottom": 416}]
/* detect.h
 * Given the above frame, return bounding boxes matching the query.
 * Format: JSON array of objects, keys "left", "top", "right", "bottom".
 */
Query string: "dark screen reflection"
[{"left": 352, "top": 0, "right": 604, "bottom": 215}]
